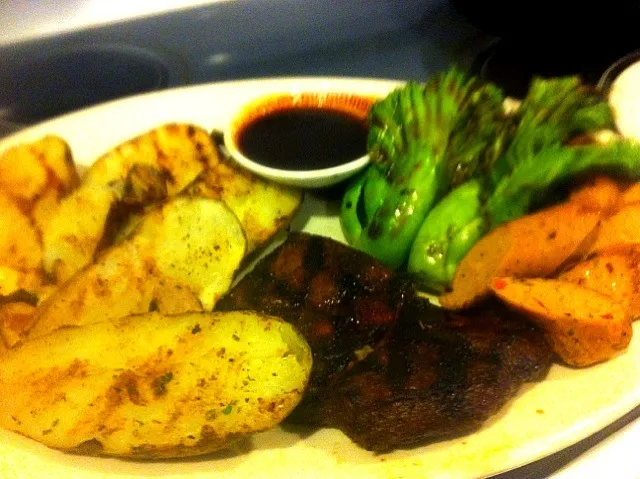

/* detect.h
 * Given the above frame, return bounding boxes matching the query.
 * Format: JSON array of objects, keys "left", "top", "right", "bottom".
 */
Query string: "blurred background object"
[
  {"left": 453, "top": 0, "right": 640, "bottom": 97},
  {"left": 0, "top": 0, "right": 492, "bottom": 132},
  {"left": 1, "top": 0, "right": 638, "bottom": 134}
]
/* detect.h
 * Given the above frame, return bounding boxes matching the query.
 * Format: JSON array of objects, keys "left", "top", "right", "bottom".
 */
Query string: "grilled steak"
[
  {"left": 297, "top": 298, "right": 554, "bottom": 451},
  {"left": 217, "top": 233, "right": 554, "bottom": 452},
  {"left": 218, "top": 232, "right": 413, "bottom": 400}
]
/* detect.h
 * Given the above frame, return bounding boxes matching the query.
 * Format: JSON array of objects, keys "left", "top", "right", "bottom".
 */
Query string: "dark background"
[{"left": 0, "top": 0, "right": 638, "bottom": 132}]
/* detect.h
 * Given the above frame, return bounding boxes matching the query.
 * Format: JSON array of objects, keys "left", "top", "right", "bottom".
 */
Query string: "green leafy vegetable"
[
  {"left": 406, "top": 74, "right": 638, "bottom": 290},
  {"left": 407, "top": 179, "right": 487, "bottom": 289},
  {"left": 341, "top": 68, "right": 505, "bottom": 268},
  {"left": 340, "top": 66, "right": 640, "bottom": 291}
]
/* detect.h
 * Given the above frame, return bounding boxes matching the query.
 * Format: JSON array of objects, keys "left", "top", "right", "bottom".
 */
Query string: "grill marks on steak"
[
  {"left": 216, "top": 233, "right": 554, "bottom": 452},
  {"left": 217, "top": 233, "right": 413, "bottom": 400},
  {"left": 308, "top": 299, "right": 553, "bottom": 451}
]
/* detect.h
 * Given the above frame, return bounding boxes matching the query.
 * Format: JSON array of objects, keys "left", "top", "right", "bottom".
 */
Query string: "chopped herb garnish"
[{"left": 153, "top": 371, "right": 174, "bottom": 395}]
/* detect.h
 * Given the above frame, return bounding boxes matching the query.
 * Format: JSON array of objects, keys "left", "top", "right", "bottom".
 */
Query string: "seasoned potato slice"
[
  {"left": 42, "top": 124, "right": 216, "bottom": 282},
  {"left": 0, "top": 135, "right": 78, "bottom": 204},
  {"left": 42, "top": 187, "right": 116, "bottom": 282},
  {"left": 43, "top": 163, "right": 174, "bottom": 279},
  {"left": 440, "top": 200, "right": 602, "bottom": 310},
  {"left": 0, "top": 193, "right": 45, "bottom": 296},
  {"left": 0, "top": 301, "right": 38, "bottom": 348},
  {"left": 559, "top": 246, "right": 640, "bottom": 321},
  {"left": 0, "top": 194, "right": 41, "bottom": 273},
  {"left": 589, "top": 204, "right": 640, "bottom": 254},
  {"left": 0, "top": 310, "right": 312, "bottom": 458},
  {"left": 141, "top": 197, "right": 247, "bottom": 310},
  {"left": 0, "top": 135, "right": 79, "bottom": 294},
  {"left": 0, "top": 135, "right": 79, "bottom": 239},
  {"left": 29, "top": 197, "right": 245, "bottom": 340},
  {"left": 492, "top": 276, "right": 632, "bottom": 367},
  {"left": 83, "top": 123, "right": 215, "bottom": 194},
  {"left": 189, "top": 154, "right": 303, "bottom": 253}
]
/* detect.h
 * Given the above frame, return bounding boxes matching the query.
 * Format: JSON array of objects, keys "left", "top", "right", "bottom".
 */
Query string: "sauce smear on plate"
[{"left": 237, "top": 108, "right": 368, "bottom": 171}]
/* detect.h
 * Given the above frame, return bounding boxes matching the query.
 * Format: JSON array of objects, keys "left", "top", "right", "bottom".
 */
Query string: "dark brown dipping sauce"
[{"left": 237, "top": 108, "right": 369, "bottom": 171}]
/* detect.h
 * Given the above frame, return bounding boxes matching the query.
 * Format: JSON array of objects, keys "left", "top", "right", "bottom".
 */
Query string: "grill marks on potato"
[
  {"left": 42, "top": 124, "right": 218, "bottom": 283},
  {"left": 0, "top": 311, "right": 312, "bottom": 458},
  {"left": 189, "top": 149, "right": 302, "bottom": 253},
  {"left": 1, "top": 126, "right": 302, "bottom": 349},
  {"left": 0, "top": 126, "right": 310, "bottom": 459},
  {"left": 25, "top": 197, "right": 245, "bottom": 340},
  {"left": 25, "top": 359, "right": 90, "bottom": 402}
]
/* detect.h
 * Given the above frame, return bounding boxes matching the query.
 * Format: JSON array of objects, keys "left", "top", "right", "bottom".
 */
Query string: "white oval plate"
[{"left": 1, "top": 77, "right": 640, "bottom": 479}]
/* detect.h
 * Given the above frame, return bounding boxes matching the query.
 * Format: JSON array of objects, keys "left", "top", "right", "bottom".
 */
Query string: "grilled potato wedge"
[
  {"left": 42, "top": 124, "right": 216, "bottom": 282},
  {"left": 0, "top": 310, "right": 312, "bottom": 458},
  {"left": 188, "top": 153, "right": 303, "bottom": 253},
  {"left": 28, "top": 196, "right": 246, "bottom": 340},
  {"left": 0, "top": 193, "right": 41, "bottom": 273},
  {"left": 0, "top": 135, "right": 77, "bottom": 197},
  {"left": 0, "top": 301, "right": 38, "bottom": 348},
  {"left": 42, "top": 186, "right": 117, "bottom": 282},
  {"left": 0, "top": 135, "right": 79, "bottom": 228},
  {"left": 0, "top": 193, "right": 45, "bottom": 296},
  {"left": 0, "top": 136, "right": 77, "bottom": 295}
]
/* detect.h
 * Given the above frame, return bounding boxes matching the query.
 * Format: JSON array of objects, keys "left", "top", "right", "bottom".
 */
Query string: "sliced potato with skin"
[
  {"left": 42, "top": 124, "right": 216, "bottom": 282},
  {"left": 142, "top": 196, "right": 247, "bottom": 310},
  {"left": 559, "top": 245, "right": 640, "bottom": 320},
  {"left": 492, "top": 276, "right": 632, "bottom": 367},
  {"left": 0, "top": 136, "right": 80, "bottom": 249},
  {"left": 29, "top": 241, "right": 157, "bottom": 340},
  {"left": 0, "top": 135, "right": 78, "bottom": 207},
  {"left": 0, "top": 266, "right": 43, "bottom": 298},
  {"left": 83, "top": 123, "right": 215, "bottom": 195},
  {"left": 28, "top": 197, "right": 245, "bottom": 340},
  {"left": 0, "top": 136, "right": 80, "bottom": 294},
  {"left": 0, "top": 193, "right": 45, "bottom": 296},
  {"left": 0, "top": 310, "right": 312, "bottom": 458},
  {"left": 0, "top": 302, "right": 38, "bottom": 348},
  {"left": 188, "top": 153, "right": 303, "bottom": 253},
  {"left": 42, "top": 187, "right": 117, "bottom": 282}
]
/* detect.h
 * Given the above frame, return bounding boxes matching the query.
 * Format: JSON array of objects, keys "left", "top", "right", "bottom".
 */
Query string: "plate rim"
[{"left": 1, "top": 76, "right": 639, "bottom": 479}]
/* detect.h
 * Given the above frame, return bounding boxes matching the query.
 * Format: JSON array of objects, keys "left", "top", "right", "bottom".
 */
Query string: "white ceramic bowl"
[
  {"left": 223, "top": 90, "right": 377, "bottom": 188},
  {"left": 600, "top": 50, "right": 640, "bottom": 141}
]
